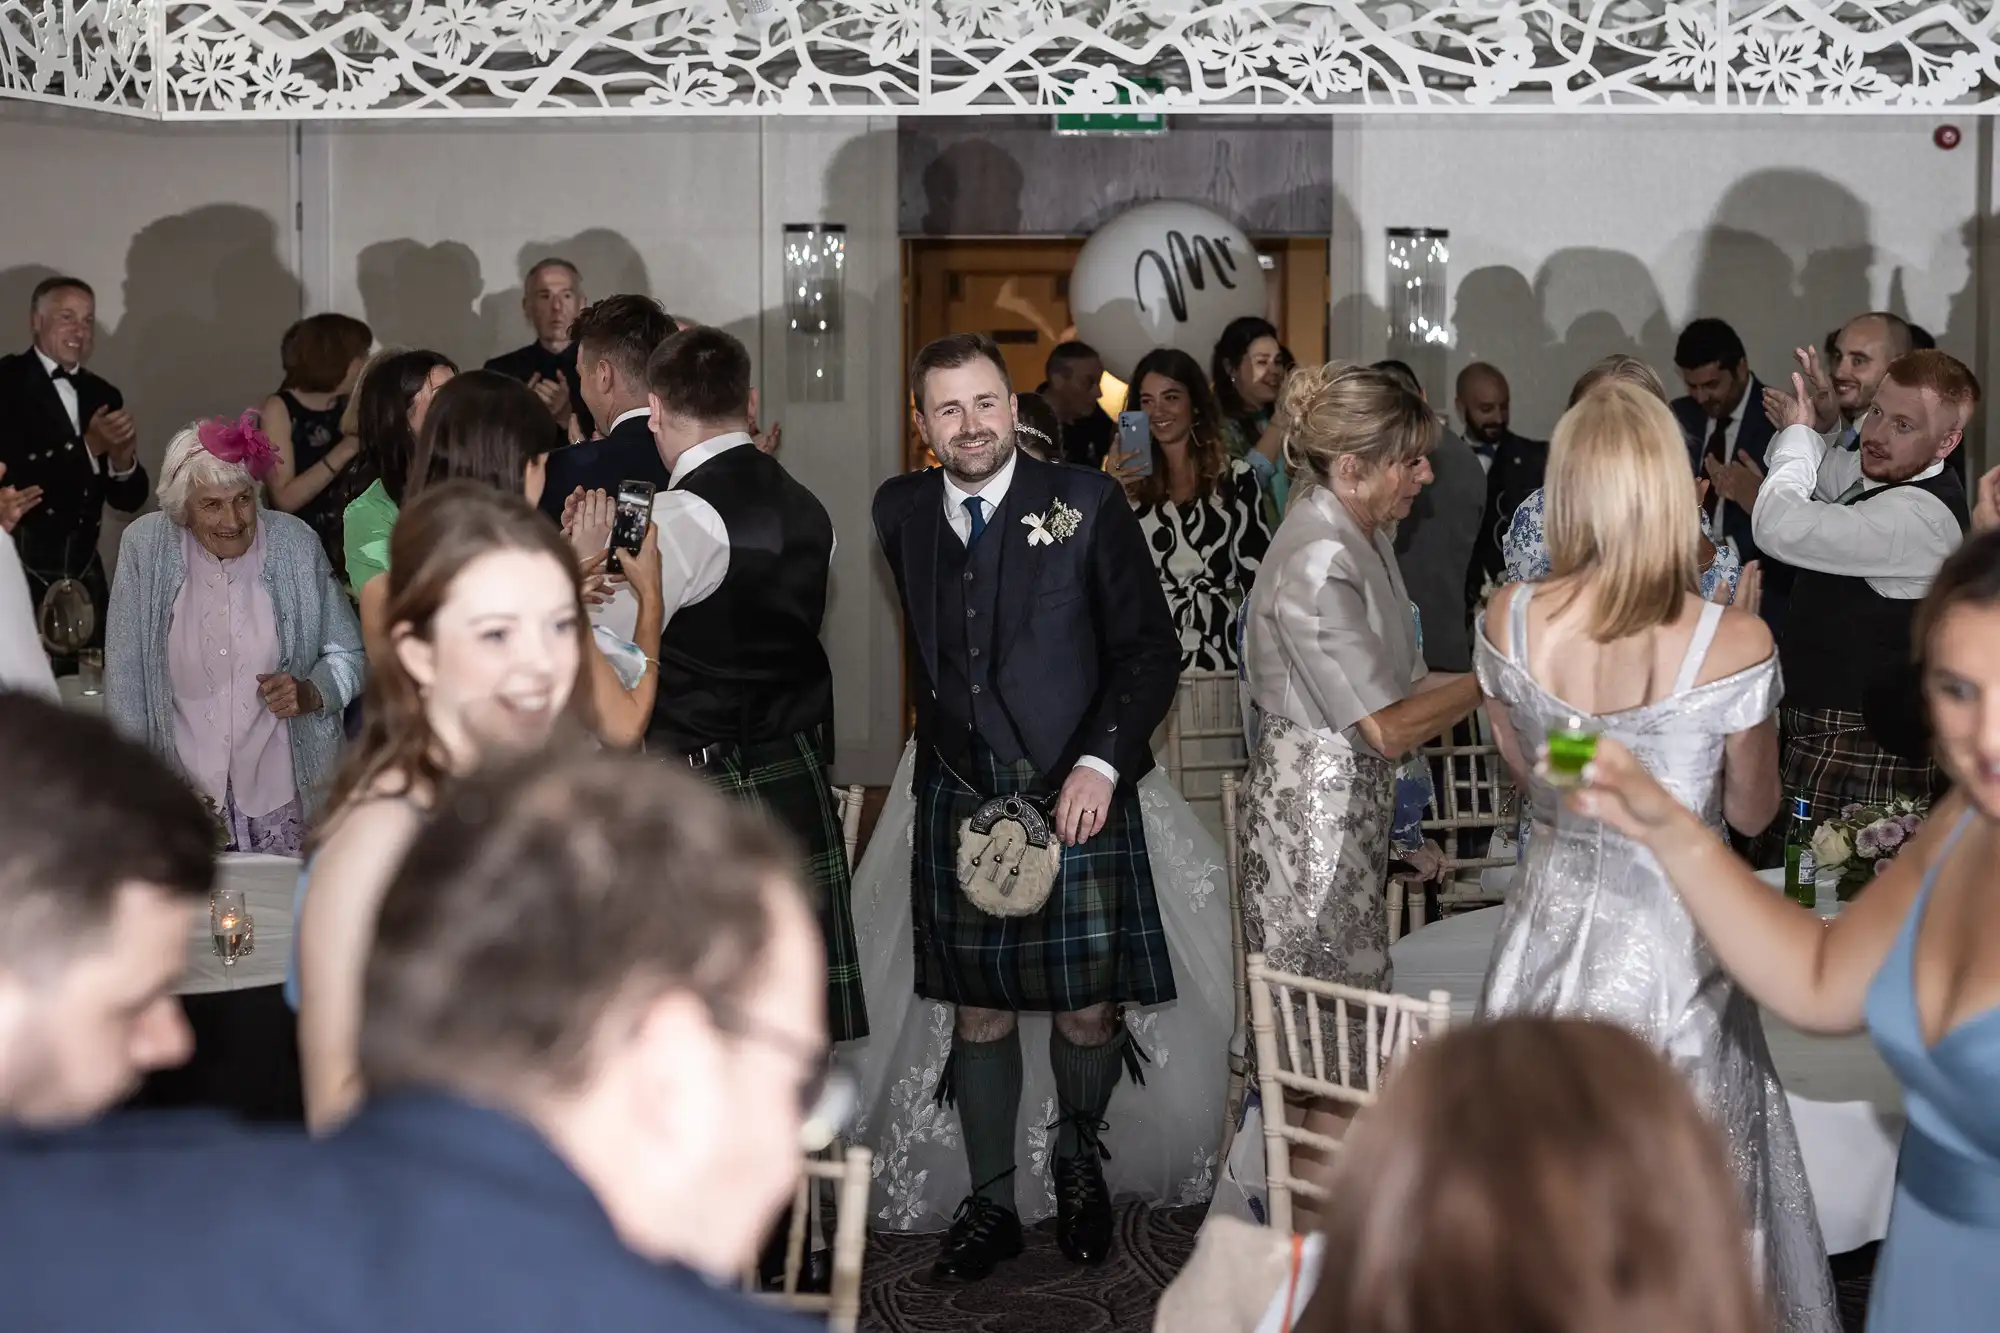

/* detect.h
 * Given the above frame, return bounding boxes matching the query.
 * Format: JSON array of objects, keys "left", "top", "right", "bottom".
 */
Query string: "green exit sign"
[{"left": 1054, "top": 77, "right": 1167, "bottom": 136}]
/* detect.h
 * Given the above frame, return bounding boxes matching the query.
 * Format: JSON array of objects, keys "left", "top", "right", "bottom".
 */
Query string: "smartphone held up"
[
  {"left": 609, "top": 480, "right": 655, "bottom": 575},
  {"left": 1117, "top": 411, "right": 1155, "bottom": 479}
]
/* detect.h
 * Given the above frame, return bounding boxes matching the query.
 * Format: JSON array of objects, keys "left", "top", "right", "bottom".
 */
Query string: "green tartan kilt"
[
  {"left": 703, "top": 730, "right": 867, "bottom": 1043},
  {"left": 911, "top": 743, "right": 1176, "bottom": 1013}
]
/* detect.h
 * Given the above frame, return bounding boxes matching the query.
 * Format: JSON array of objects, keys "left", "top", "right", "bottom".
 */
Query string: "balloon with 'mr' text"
[{"left": 1069, "top": 201, "right": 1269, "bottom": 382}]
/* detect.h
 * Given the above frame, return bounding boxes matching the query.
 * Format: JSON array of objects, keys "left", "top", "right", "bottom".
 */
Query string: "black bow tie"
[{"left": 47, "top": 363, "right": 74, "bottom": 382}]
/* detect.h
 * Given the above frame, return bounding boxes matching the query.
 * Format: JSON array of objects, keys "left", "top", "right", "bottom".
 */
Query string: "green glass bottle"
[{"left": 1782, "top": 796, "right": 1818, "bottom": 908}]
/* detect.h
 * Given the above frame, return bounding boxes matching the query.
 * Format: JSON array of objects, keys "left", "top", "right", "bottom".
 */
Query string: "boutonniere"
[{"left": 1022, "top": 498, "right": 1082, "bottom": 548}]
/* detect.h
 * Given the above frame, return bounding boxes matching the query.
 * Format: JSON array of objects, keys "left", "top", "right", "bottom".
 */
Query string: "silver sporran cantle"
[{"left": 956, "top": 794, "right": 1061, "bottom": 918}]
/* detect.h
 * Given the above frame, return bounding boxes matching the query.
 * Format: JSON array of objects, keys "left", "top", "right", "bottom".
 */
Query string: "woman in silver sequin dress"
[
  {"left": 1474, "top": 382, "right": 1838, "bottom": 1332},
  {"left": 1238, "top": 365, "right": 1482, "bottom": 1218}
]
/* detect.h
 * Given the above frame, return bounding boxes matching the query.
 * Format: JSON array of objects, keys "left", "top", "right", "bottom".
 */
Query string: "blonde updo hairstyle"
[
  {"left": 1544, "top": 381, "right": 1700, "bottom": 641},
  {"left": 1280, "top": 362, "right": 1438, "bottom": 492},
  {"left": 1567, "top": 353, "right": 1669, "bottom": 408}
]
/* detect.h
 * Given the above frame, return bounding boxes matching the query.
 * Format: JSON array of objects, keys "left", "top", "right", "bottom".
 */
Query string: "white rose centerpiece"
[{"left": 1811, "top": 797, "right": 1928, "bottom": 901}]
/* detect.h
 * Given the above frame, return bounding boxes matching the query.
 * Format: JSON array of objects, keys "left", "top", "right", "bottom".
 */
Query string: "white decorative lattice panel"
[{"left": 2, "top": 0, "right": 1997, "bottom": 117}]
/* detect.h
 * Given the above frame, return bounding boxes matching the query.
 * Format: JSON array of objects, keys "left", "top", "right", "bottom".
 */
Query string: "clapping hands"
[
  {"left": 1762, "top": 348, "right": 1839, "bottom": 433},
  {"left": 1974, "top": 466, "right": 2000, "bottom": 536},
  {"left": 0, "top": 463, "right": 43, "bottom": 534},
  {"left": 84, "top": 405, "right": 138, "bottom": 466},
  {"left": 527, "top": 372, "right": 573, "bottom": 426}
]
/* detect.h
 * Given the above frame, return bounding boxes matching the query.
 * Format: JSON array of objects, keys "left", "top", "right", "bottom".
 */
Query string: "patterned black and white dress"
[{"left": 1133, "top": 458, "right": 1272, "bottom": 671}]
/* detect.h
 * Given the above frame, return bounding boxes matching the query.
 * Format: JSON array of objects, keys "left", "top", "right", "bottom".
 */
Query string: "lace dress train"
[{"left": 844, "top": 740, "right": 1233, "bottom": 1232}]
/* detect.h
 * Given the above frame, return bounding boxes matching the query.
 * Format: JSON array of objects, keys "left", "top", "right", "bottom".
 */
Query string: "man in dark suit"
[
  {"left": 1042, "top": 339, "right": 1116, "bottom": 469},
  {"left": 535, "top": 294, "right": 674, "bottom": 522},
  {"left": 0, "top": 696, "right": 209, "bottom": 1128},
  {"left": 1378, "top": 360, "right": 1483, "bottom": 672},
  {"left": 1669, "top": 316, "right": 1793, "bottom": 631},
  {"left": 0, "top": 277, "right": 148, "bottom": 664},
  {"left": 1459, "top": 362, "right": 1547, "bottom": 606},
  {"left": 484, "top": 257, "right": 595, "bottom": 440},
  {"left": 874, "top": 333, "right": 1180, "bottom": 1283},
  {"left": 0, "top": 750, "right": 830, "bottom": 1333}
]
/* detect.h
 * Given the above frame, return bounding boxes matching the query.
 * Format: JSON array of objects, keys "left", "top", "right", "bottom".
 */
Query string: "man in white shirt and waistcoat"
[{"left": 1753, "top": 349, "right": 1974, "bottom": 824}]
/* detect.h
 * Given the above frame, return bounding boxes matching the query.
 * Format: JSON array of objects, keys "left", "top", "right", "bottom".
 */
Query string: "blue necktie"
[{"left": 963, "top": 496, "right": 987, "bottom": 546}]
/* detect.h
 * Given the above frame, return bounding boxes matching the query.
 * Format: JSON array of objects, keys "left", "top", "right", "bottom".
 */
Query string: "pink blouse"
[{"left": 167, "top": 524, "right": 296, "bottom": 818}]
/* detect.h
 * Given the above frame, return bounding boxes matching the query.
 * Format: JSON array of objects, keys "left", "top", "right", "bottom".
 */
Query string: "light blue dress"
[{"left": 1863, "top": 810, "right": 2000, "bottom": 1330}]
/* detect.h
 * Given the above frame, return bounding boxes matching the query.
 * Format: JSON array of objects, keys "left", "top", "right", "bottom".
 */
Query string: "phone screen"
[
  {"left": 610, "top": 480, "right": 655, "bottom": 573},
  {"left": 1117, "top": 411, "right": 1154, "bottom": 478}
]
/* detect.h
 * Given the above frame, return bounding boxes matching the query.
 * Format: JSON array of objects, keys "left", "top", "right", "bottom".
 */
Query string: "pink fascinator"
[{"left": 197, "top": 411, "right": 279, "bottom": 482}]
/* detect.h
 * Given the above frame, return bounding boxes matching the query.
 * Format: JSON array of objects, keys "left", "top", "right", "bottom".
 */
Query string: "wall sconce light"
[
  {"left": 785, "top": 223, "right": 845, "bottom": 403},
  {"left": 1386, "top": 227, "right": 1450, "bottom": 398}
]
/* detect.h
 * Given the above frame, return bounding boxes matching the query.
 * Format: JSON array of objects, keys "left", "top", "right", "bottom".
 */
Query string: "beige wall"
[
  {"left": 1330, "top": 116, "right": 1985, "bottom": 465},
  {"left": 0, "top": 108, "right": 296, "bottom": 551},
  {"left": 311, "top": 119, "right": 907, "bottom": 782}
]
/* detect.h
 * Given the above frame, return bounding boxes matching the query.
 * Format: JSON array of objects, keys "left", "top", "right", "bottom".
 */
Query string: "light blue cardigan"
[{"left": 105, "top": 509, "right": 366, "bottom": 818}]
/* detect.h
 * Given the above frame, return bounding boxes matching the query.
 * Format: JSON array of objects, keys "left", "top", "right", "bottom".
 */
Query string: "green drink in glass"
[{"left": 1545, "top": 715, "right": 1600, "bottom": 788}]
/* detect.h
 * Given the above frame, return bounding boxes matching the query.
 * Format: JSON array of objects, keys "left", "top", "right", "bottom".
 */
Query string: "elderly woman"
[
  {"left": 106, "top": 414, "right": 366, "bottom": 854},
  {"left": 1238, "top": 364, "right": 1483, "bottom": 1223}
]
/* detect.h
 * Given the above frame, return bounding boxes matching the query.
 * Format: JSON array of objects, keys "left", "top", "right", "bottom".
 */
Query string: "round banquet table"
[
  {"left": 55, "top": 682, "right": 304, "bottom": 1119},
  {"left": 127, "top": 853, "right": 303, "bottom": 1123},
  {"left": 1389, "top": 885, "right": 1901, "bottom": 1256}
]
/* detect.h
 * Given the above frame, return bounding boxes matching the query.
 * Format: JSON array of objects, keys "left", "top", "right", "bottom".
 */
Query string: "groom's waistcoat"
[
  {"left": 931, "top": 517, "right": 1029, "bottom": 772},
  {"left": 649, "top": 444, "right": 835, "bottom": 752}
]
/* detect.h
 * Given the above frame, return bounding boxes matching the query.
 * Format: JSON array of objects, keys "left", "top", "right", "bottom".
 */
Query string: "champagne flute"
[{"left": 210, "top": 887, "right": 254, "bottom": 965}]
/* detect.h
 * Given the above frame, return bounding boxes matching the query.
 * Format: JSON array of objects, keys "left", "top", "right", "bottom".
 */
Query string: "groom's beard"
[{"left": 936, "top": 429, "right": 1015, "bottom": 486}]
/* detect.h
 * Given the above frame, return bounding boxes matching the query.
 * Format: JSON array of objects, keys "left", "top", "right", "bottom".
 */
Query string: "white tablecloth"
[
  {"left": 179, "top": 853, "right": 298, "bottom": 996},
  {"left": 1390, "top": 902, "right": 1902, "bottom": 1255}
]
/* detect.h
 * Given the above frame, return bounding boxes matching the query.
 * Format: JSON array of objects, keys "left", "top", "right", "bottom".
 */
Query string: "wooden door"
[{"left": 903, "top": 237, "right": 1328, "bottom": 473}]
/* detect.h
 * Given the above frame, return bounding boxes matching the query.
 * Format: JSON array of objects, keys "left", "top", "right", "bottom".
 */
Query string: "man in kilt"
[
  {"left": 637, "top": 326, "right": 865, "bottom": 1045},
  {"left": 1754, "top": 349, "right": 1974, "bottom": 830},
  {"left": 873, "top": 334, "right": 1180, "bottom": 1282}
]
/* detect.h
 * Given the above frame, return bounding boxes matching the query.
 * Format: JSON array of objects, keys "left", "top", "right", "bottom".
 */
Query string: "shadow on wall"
[
  {"left": 1445, "top": 169, "right": 1908, "bottom": 438},
  {"left": 0, "top": 202, "right": 301, "bottom": 499},
  {"left": 0, "top": 204, "right": 302, "bottom": 568},
  {"left": 356, "top": 239, "right": 486, "bottom": 366},
  {"left": 475, "top": 231, "right": 655, "bottom": 361},
  {"left": 356, "top": 231, "right": 662, "bottom": 370}
]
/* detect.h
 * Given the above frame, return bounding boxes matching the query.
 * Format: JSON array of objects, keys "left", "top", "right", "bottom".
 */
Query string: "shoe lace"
[
  {"left": 1051, "top": 1112, "right": 1112, "bottom": 1208},
  {"left": 947, "top": 1173, "right": 1016, "bottom": 1247}
]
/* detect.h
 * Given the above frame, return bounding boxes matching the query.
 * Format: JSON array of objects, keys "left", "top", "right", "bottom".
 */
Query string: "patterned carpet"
[
  {"left": 860, "top": 1204, "right": 1204, "bottom": 1333},
  {"left": 856, "top": 1206, "right": 1878, "bottom": 1333}
]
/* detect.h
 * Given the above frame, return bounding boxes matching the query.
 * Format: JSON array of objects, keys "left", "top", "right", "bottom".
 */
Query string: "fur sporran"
[{"left": 956, "top": 794, "right": 1061, "bottom": 917}]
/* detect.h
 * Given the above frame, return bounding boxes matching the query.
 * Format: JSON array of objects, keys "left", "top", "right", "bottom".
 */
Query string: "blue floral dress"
[{"left": 1503, "top": 487, "right": 1741, "bottom": 600}]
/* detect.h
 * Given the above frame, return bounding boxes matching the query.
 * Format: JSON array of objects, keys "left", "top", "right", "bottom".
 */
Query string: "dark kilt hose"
[
  {"left": 912, "top": 744, "right": 1175, "bottom": 1013},
  {"left": 702, "top": 727, "right": 868, "bottom": 1043}
]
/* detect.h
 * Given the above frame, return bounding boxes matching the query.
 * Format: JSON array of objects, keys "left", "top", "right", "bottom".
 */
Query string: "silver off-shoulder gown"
[{"left": 1475, "top": 590, "right": 1838, "bottom": 1333}]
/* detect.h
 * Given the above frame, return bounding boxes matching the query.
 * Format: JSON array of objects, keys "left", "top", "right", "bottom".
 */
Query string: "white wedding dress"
[{"left": 844, "top": 739, "right": 1234, "bottom": 1232}]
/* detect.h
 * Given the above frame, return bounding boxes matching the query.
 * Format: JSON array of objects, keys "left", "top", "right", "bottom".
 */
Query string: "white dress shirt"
[
  {"left": 942, "top": 444, "right": 1018, "bottom": 544},
  {"left": 940, "top": 447, "right": 1118, "bottom": 787},
  {"left": 594, "top": 430, "right": 837, "bottom": 643},
  {"left": 34, "top": 349, "right": 135, "bottom": 480},
  {"left": 0, "top": 530, "right": 58, "bottom": 700},
  {"left": 1750, "top": 424, "right": 1962, "bottom": 600}
]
